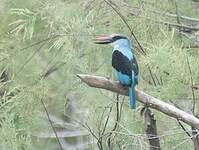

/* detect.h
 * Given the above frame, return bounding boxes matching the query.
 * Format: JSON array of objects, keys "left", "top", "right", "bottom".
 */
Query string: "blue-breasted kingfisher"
[{"left": 94, "top": 34, "right": 139, "bottom": 109}]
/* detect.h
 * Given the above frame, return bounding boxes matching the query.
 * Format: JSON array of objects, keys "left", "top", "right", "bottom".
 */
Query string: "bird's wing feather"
[
  {"left": 131, "top": 54, "right": 139, "bottom": 77},
  {"left": 112, "top": 50, "right": 138, "bottom": 77}
]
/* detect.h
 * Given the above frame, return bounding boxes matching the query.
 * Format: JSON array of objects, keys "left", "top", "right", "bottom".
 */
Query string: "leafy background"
[{"left": 0, "top": 0, "right": 199, "bottom": 149}]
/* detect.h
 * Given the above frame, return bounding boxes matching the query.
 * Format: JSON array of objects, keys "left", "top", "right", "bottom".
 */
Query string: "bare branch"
[
  {"left": 146, "top": 17, "right": 199, "bottom": 32},
  {"left": 151, "top": 10, "right": 199, "bottom": 22},
  {"left": 77, "top": 74, "right": 199, "bottom": 129}
]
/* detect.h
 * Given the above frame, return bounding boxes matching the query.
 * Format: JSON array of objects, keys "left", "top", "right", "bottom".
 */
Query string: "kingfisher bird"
[{"left": 94, "top": 34, "right": 139, "bottom": 109}]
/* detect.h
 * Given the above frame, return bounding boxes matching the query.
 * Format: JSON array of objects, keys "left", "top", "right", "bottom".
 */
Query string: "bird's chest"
[{"left": 116, "top": 71, "right": 131, "bottom": 86}]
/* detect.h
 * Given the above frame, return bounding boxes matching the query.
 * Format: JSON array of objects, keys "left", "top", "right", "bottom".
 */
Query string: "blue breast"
[{"left": 116, "top": 71, "right": 131, "bottom": 86}]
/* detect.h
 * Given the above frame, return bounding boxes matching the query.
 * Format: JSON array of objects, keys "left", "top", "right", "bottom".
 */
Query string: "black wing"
[
  {"left": 132, "top": 55, "right": 139, "bottom": 76},
  {"left": 112, "top": 50, "right": 138, "bottom": 77}
]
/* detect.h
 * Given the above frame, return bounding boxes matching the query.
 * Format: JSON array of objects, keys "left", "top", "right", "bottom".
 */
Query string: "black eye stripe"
[{"left": 112, "top": 36, "right": 127, "bottom": 42}]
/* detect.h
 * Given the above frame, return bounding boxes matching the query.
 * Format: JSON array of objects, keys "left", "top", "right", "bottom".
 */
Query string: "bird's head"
[{"left": 94, "top": 34, "right": 130, "bottom": 47}]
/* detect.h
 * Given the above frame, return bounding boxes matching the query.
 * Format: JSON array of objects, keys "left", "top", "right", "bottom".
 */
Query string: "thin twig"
[
  {"left": 101, "top": 105, "right": 113, "bottom": 137},
  {"left": 173, "top": 0, "right": 183, "bottom": 41},
  {"left": 103, "top": 0, "right": 146, "bottom": 55},
  {"left": 15, "top": 43, "right": 46, "bottom": 77},
  {"left": 186, "top": 56, "right": 196, "bottom": 114},
  {"left": 172, "top": 2, "right": 194, "bottom": 144},
  {"left": 107, "top": 94, "right": 120, "bottom": 149},
  {"left": 98, "top": 104, "right": 113, "bottom": 150},
  {"left": 40, "top": 98, "right": 63, "bottom": 150},
  {"left": 147, "top": 66, "right": 157, "bottom": 86},
  {"left": 177, "top": 120, "right": 192, "bottom": 138}
]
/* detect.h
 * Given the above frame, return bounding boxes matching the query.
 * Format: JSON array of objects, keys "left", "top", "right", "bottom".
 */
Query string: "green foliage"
[
  {"left": 10, "top": 8, "right": 37, "bottom": 40},
  {"left": 0, "top": 0, "right": 199, "bottom": 149}
]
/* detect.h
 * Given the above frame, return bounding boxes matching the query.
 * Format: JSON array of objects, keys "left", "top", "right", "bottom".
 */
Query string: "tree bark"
[
  {"left": 143, "top": 108, "right": 161, "bottom": 150},
  {"left": 77, "top": 74, "right": 199, "bottom": 129},
  {"left": 192, "top": 127, "right": 199, "bottom": 150}
]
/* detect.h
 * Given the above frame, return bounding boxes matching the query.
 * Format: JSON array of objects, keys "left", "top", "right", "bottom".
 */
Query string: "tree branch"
[
  {"left": 143, "top": 108, "right": 161, "bottom": 150},
  {"left": 77, "top": 74, "right": 199, "bottom": 129},
  {"left": 145, "top": 17, "right": 199, "bottom": 32},
  {"left": 151, "top": 10, "right": 199, "bottom": 22}
]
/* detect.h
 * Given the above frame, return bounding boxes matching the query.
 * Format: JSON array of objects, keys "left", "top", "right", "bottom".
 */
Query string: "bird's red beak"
[{"left": 94, "top": 35, "right": 113, "bottom": 44}]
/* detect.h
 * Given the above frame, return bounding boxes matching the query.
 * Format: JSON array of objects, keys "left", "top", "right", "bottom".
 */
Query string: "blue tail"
[{"left": 129, "top": 72, "right": 136, "bottom": 109}]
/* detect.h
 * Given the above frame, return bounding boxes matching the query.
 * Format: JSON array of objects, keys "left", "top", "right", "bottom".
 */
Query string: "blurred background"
[{"left": 1, "top": 0, "right": 199, "bottom": 149}]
